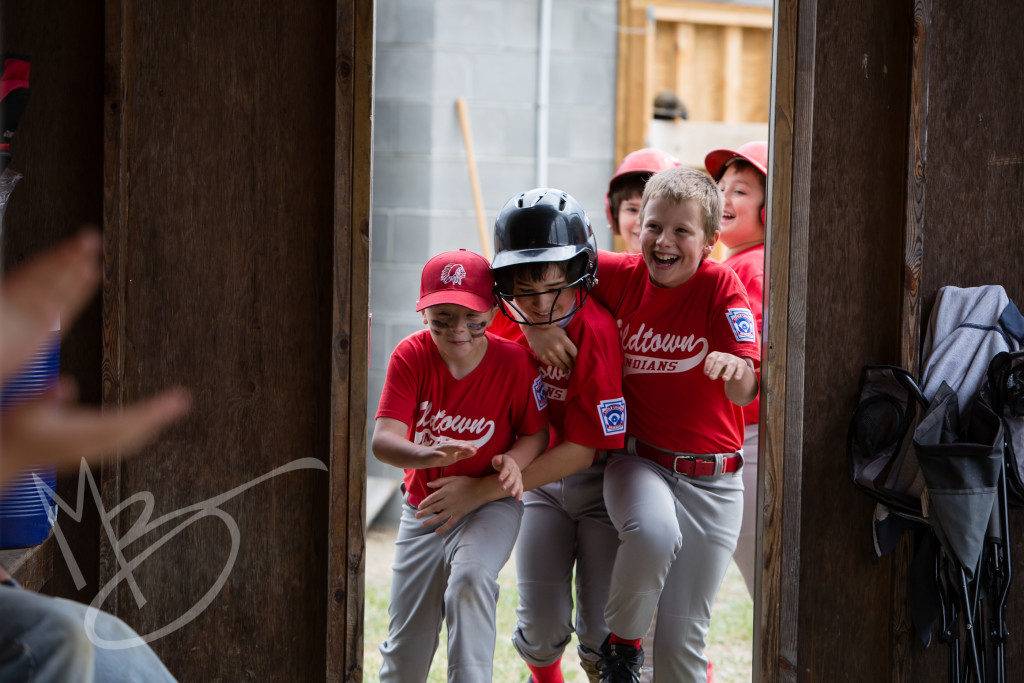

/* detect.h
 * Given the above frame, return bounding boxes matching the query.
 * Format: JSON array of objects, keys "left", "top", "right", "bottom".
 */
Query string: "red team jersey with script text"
[
  {"left": 724, "top": 244, "right": 765, "bottom": 427},
  {"left": 376, "top": 330, "right": 549, "bottom": 505},
  {"left": 492, "top": 301, "right": 626, "bottom": 451},
  {"left": 592, "top": 250, "right": 760, "bottom": 454}
]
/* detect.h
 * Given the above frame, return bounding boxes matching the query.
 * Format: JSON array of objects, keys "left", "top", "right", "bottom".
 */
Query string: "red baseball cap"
[
  {"left": 416, "top": 249, "right": 495, "bottom": 312},
  {"left": 704, "top": 141, "right": 768, "bottom": 182}
]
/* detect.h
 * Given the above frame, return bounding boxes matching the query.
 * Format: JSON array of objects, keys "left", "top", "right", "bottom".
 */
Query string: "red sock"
[
  {"left": 609, "top": 633, "right": 643, "bottom": 648},
  {"left": 526, "top": 659, "right": 564, "bottom": 683}
]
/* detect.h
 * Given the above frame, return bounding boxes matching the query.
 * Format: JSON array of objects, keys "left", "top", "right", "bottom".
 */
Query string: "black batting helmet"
[
  {"left": 492, "top": 188, "right": 597, "bottom": 286},
  {"left": 491, "top": 188, "right": 598, "bottom": 324}
]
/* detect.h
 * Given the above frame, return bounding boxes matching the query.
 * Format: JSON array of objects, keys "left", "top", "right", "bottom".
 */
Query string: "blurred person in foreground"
[{"left": 0, "top": 229, "right": 190, "bottom": 683}]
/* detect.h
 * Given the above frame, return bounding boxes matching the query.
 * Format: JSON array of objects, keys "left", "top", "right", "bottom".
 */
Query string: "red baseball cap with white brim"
[{"left": 416, "top": 249, "right": 495, "bottom": 312}]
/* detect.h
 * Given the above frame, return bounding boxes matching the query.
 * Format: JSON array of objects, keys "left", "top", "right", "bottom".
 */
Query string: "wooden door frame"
[
  {"left": 755, "top": 1, "right": 813, "bottom": 680},
  {"left": 329, "top": 0, "right": 374, "bottom": 679}
]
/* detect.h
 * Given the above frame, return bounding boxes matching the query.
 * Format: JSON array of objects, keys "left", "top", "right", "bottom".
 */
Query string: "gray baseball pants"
[
  {"left": 603, "top": 450, "right": 743, "bottom": 682},
  {"left": 511, "top": 458, "right": 618, "bottom": 670},
  {"left": 378, "top": 495, "right": 523, "bottom": 683},
  {"left": 734, "top": 424, "right": 759, "bottom": 598}
]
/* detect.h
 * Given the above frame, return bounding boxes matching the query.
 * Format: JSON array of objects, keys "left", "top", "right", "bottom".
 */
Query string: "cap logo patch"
[
  {"left": 440, "top": 263, "right": 467, "bottom": 286},
  {"left": 726, "top": 308, "right": 757, "bottom": 343},
  {"left": 597, "top": 398, "right": 627, "bottom": 436}
]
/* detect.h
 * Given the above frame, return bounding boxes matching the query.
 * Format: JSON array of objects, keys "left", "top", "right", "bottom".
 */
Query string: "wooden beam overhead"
[{"left": 649, "top": 1, "right": 772, "bottom": 29}]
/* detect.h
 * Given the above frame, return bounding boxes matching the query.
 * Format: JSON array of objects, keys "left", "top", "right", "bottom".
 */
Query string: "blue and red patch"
[
  {"left": 726, "top": 308, "right": 757, "bottom": 343},
  {"left": 532, "top": 375, "right": 549, "bottom": 411},
  {"left": 597, "top": 398, "right": 627, "bottom": 436}
]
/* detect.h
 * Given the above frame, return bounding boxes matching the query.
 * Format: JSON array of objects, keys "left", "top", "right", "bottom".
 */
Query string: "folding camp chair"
[
  {"left": 848, "top": 287, "right": 1024, "bottom": 683},
  {"left": 914, "top": 382, "right": 1003, "bottom": 683}
]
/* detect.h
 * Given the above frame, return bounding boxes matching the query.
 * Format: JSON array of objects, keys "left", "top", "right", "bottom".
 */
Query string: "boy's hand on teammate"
[
  {"left": 424, "top": 440, "right": 477, "bottom": 468},
  {"left": 520, "top": 323, "right": 577, "bottom": 372},
  {"left": 417, "top": 475, "right": 488, "bottom": 534},
  {"left": 703, "top": 351, "right": 749, "bottom": 382},
  {"left": 492, "top": 453, "right": 524, "bottom": 500}
]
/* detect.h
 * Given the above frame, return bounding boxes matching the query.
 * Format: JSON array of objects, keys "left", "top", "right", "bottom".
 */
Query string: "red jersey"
[
  {"left": 592, "top": 250, "right": 760, "bottom": 454},
  {"left": 493, "top": 301, "right": 626, "bottom": 451},
  {"left": 376, "top": 330, "right": 549, "bottom": 505},
  {"left": 488, "top": 310, "right": 520, "bottom": 339},
  {"left": 724, "top": 244, "right": 765, "bottom": 426}
]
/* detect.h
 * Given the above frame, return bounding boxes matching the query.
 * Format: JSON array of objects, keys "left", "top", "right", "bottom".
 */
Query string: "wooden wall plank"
[
  {"left": 792, "top": 0, "right": 913, "bottom": 680},
  {"left": 741, "top": 27, "right": 773, "bottom": 122},
  {"left": 722, "top": 26, "right": 743, "bottom": 121},
  {"left": 344, "top": 0, "right": 374, "bottom": 675},
  {"left": 614, "top": 0, "right": 649, "bottom": 163},
  {"left": 329, "top": 1, "right": 356, "bottom": 678},
  {"left": 327, "top": 0, "right": 373, "bottom": 680},
  {"left": 642, "top": 18, "right": 657, "bottom": 133},
  {"left": 100, "top": 0, "right": 129, "bottom": 621},
  {"left": 890, "top": 1, "right": 931, "bottom": 680},
  {"left": 654, "top": 21, "right": 677, "bottom": 99},
  {"left": 759, "top": 0, "right": 811, "bottom": 678},
  {"left": 674, "top": 22, "right": 697, "bottom": 116},
  {"left": 912, "top": 0, "right": 1024, "bottom": 676},
  {"left": 693, "top": 25, "right": 724, "bottom": 121},
  {"left": 101, "top": 1, "right": 338, "bottom": 679}
]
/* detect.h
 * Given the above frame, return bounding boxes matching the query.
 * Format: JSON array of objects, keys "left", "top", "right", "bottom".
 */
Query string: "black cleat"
[{"left": 596, "top": 635, "right": 644, "bottom": 683}]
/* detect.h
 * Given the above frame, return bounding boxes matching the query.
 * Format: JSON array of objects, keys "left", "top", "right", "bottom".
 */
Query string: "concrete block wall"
[{"left": 368, "top": 0, "right": 619, "bottom": 523}]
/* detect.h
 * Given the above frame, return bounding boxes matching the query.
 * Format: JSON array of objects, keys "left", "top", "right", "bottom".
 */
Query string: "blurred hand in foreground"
[{"left": 0, "top": 229, "right": 190, "bottom": 483}]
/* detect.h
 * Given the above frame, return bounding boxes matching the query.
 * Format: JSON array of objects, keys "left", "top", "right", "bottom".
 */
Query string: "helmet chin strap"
[{"left": 497, "top": 280, "right": 592, "bottom": 327}]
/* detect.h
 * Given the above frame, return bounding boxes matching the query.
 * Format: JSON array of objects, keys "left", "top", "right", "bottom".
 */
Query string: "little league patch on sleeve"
[
  {"left": 726, "top": 308, "right": 757, "bottom": 343},
  {"left": 597, "top": 398, "right": 627, "bottom": 436},
  {"left": 532, "top": 375, "right": 549, "bottom": 411}
]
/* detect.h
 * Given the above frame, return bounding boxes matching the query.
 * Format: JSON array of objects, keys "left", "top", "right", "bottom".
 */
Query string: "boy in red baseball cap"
[
  {"left": 704, "top": 140, "right": 768, "bottom": 599},
  {"left": 605, "top": 148, "right": 680, "bottom": 254},
  {"left": 373, "top": 248, "right": 549, "bottom": 682}
]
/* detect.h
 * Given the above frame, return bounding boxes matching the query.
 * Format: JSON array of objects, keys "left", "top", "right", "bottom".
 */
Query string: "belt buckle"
[{"left": 672, "top": 454, "right": 721, "bottom": 476}]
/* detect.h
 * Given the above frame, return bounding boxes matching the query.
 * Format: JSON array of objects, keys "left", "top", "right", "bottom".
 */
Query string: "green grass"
[{"left": 363, "top": 524, "right": 753, "bottom": 682}]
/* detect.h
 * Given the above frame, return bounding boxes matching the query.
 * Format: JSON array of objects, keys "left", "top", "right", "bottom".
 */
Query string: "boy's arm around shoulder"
[
  {"left": 495, "top": 340, "right": 552, "bottom": 496},
  {"left": 521, "top": 250, "right": 631, "bottom": 372},
  {"left": 516, "top": 300, "right": 620, "bottom": 490},
  {"left": 521, "top": 323, "right": 576, "bottom": 372}
]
